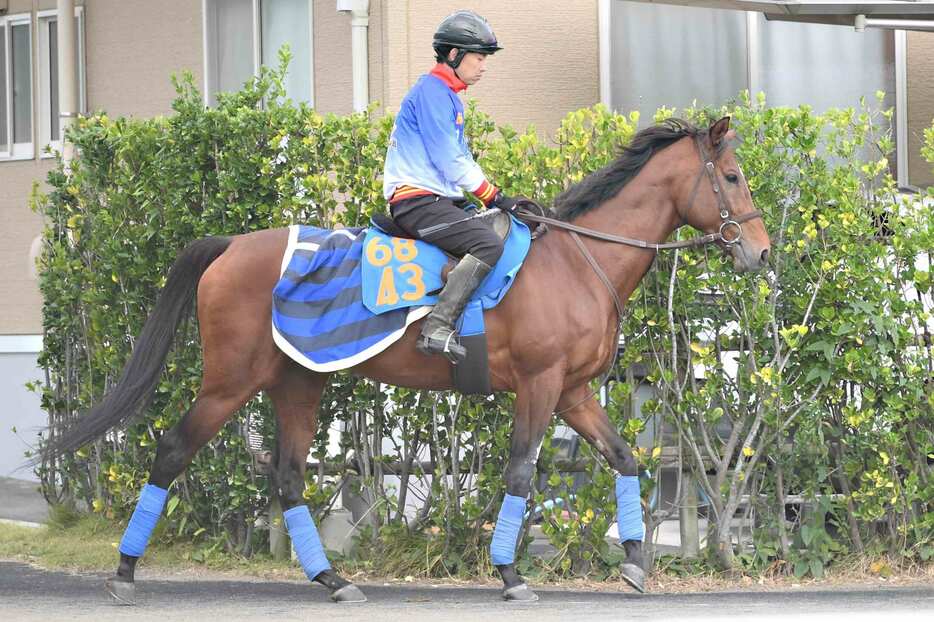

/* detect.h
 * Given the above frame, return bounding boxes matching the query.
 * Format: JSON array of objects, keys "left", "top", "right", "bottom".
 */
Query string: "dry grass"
[
  {"left": 2, "top": 515, "right": 931, "bottom": 594},
  {"left": 0, "top": 512, "right": 303, "bottom": 580}
]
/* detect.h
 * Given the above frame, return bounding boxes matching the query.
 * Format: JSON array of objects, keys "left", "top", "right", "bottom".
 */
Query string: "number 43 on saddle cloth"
[{"left": 271, "top": 216, "right": 531, "bottom": 380}]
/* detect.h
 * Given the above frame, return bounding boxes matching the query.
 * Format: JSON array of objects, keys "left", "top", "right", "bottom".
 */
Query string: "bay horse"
[{"left": 43, "top": 116, "right": 769, "bottom": 604}]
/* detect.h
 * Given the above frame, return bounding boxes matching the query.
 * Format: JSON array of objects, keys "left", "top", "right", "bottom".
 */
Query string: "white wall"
[{"left": 0, "top": 336, "right": 44, "bottom": 481}]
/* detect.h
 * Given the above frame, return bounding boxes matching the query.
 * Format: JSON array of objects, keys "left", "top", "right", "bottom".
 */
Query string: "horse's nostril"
[{"left": 760, "top": 248, "right": 770, "bottom": 263}]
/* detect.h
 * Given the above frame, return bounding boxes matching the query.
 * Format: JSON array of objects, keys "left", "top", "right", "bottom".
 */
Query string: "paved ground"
[
  {"left": 0, "top": 476, "right": 48, "bottom": 525},
  {"left": 2, "top": 560, "right": 933, "bottom": 622},
  {"left": 3, "top": 478, "right": 931, "bottom": 621}
]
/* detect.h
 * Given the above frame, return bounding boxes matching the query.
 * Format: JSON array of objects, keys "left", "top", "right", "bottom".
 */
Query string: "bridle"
[
  {"left": 515, "top": 134, "right": 762, "bottom": 252},
  {"left": 683, "top": 134, "right": 762, "bottom": 248},
  {"left": 514, "top": 132, "right": 763, "bottom": 415}
]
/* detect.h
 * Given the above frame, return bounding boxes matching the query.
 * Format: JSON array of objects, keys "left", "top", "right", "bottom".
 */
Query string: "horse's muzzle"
[{"left": 731, "top": 239, "right": 770, "bottom": 272}]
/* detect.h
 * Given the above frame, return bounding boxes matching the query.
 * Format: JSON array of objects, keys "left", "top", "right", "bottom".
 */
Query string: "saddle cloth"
[{"left": 271, "top": 215, "right": 531, "bottom": 372}]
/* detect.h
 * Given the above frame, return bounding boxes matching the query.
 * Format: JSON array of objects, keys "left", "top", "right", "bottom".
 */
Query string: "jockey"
[{"left": 383, "top": 9, "right": 518, "bottom": 364}]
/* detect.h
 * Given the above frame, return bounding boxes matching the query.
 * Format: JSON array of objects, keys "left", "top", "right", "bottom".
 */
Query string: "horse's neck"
[{"left": 569, "top": 185, "right": 679, "bottom": 303}]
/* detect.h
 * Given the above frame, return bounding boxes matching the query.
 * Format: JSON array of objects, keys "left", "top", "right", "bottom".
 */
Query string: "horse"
[{"left": 43, "top": 116, "right": 770, "bottom": 604}]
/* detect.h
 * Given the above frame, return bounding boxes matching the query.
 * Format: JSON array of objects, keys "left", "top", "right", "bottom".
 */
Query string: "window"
[
  {"left": 204, "top": 0, "right": 313, "bottom": 107},
  {"left": 37, "top": 8, "right": 87, "bottom": 155},
  {"left": 0, "top": 9, "right": 84, "bottom": 161},
  {"left": 609, "top": 4, "right": 894, "bottom": 118},
  {"left": 1, "top": 14, "right": 32, "bottom": 159},
  {"left": 607, "top": 3, "right": 898, "bottom": 180}
]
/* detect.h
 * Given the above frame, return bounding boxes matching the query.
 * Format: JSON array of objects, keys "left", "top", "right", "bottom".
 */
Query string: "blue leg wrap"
[
  {"left": 490, "top": 494, "right": 526, "bottom": 566},
  {"left": 616, "top": 475, "right": 644, "bottom": 542},
  {"left": 118, "top": 483, "right": 169, "bottom": 557},
  {"left": 284, "top": 505, "right": 331, "bottom": 581}
]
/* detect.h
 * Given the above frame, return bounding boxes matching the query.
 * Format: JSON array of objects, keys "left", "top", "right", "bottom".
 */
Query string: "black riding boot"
[{"left": 417, "top": 253, "right": 492, "bottom": 364}]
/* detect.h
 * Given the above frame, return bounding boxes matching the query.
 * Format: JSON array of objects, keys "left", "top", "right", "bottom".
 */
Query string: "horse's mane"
[{"left": 554, "top": 118, "right": 704, "bottom": 221}]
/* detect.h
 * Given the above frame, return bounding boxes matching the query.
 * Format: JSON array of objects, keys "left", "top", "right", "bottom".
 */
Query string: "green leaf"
[
  {"left": 809, "top": 559, "right": 824, "bottom": 579},
  {"left": 165, "top": 495, "right": 180, "bottom": 517},
  {"left": 794, "top": 560, "right": 809, "bottom": 579}
]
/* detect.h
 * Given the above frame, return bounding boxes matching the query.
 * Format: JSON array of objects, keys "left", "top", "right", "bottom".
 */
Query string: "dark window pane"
[
  {"left": 206, "top": 0, "right": 254, "bottom": 105},
  {"left": 50, "top": 20, "right": 60, "bottom": 141},
  {"left": 262, "top": 0, "right": 311, "bottom": 103},
  {"left": 0, "top": 27, "right": 7, "bottom": 149},
  {"left": 12, "top": 23, "right": 31, "bottom": 144}
]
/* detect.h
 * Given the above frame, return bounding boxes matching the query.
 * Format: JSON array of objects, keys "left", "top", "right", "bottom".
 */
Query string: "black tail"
[{"left": 41, "top": 236, "right": 232, "bottom": 461}]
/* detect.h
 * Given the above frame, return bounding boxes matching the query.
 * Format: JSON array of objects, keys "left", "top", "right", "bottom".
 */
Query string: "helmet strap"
[{"left": 446, "top": 48, "right": 467, "bottom": 70}]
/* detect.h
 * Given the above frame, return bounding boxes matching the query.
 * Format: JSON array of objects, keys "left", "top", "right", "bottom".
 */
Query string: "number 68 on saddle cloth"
[{"left": 361, "top": 216, "right": 532, "bottom": 318}]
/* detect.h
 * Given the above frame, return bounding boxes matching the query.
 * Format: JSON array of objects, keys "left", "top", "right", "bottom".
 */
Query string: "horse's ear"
[{"left": 709, "top": 116, "right": 731, "bottom": 147}]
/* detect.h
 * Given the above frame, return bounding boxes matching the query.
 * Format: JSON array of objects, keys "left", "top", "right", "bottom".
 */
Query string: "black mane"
[{"left": 555, "top": 118, "right": 703, "bottom": 221}]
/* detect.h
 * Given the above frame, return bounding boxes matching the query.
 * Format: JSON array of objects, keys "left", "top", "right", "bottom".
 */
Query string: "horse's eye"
[{"left": 725, "top": 173, "right": 739, "bottom": 184}]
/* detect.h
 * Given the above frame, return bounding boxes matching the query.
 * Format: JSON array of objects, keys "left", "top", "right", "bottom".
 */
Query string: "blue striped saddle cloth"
[{"left": 272, "top": 217, "right": 531, "bottom": 371}]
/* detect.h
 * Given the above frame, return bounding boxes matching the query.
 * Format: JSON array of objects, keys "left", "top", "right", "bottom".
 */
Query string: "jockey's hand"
[{"left": 492, "top": 192, "right": 519, "bottom": 214}]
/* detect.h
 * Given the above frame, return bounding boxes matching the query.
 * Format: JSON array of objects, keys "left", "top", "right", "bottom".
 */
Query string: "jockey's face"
[{"left": 450, "top": 50, "right": 488, "bottom": 85}]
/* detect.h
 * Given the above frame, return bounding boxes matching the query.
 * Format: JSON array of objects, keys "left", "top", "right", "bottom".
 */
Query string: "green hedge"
[{"left": 32, "top": 63, "right": 933, "bottom": 579}]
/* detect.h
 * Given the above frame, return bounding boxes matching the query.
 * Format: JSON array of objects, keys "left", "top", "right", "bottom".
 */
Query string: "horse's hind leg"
[
  {"left": 557, "top": 387, "right": 646, "bottom": 593},
  {"left": 266, "top": 364, "right": 366, "bottom": 603},
  {"left": 105, "top": 379, "right": 261, "bottom": 604}
]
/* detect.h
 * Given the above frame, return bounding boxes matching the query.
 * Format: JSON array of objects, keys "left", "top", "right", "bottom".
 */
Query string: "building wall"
[
  {"left": 0, "top": 1, "right": 60, "bottom": 335},
  {"left": 907, "top": 31, "right": 934, "bottom": 189},
  {"left": 0, "top": 160, "right": 52, "bottom": 334},
  {"left": 84, "top": 0, "right": 203, "bottom": 118},
  {"left": 0, "top": 0, "right": 205, "bottom": 340},
  {"left": 379, "top": 0, "right": 600, "bottom": 137},
  {"left": 0, "top": 345, "right": 45, "bottom": 481}
]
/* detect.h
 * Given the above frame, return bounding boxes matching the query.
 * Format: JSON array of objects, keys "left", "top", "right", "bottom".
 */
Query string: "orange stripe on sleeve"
[{"left": 472, "top": 180, "right": 498, "bottom": 206}]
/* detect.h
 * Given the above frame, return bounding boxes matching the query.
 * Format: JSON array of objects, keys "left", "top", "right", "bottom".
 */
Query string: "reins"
[{"left": 513, "top": 204, "right": 762, "bottom": 251}]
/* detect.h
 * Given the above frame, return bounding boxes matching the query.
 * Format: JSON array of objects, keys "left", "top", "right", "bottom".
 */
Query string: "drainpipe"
[
  {"left": 598, "top": 0, "right": 611, "bottom": 108},
  {"left": 894, "top": 29, "right": 910, "bottom": 190},
  {"left": 336, "top": 0, "right": 370, "bottom": 112},
  {"left": 57, "top": 0, "right": 77, "bottom": 165}
]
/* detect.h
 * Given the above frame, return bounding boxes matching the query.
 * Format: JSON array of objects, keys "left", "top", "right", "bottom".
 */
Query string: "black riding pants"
[{"left": 390, "top": 195, "right": 504, "bottom": 267}]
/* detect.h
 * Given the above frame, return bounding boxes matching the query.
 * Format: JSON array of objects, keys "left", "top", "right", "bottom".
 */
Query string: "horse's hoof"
[
  {"left": 502, "top": 583, "right": 539, "bottom": 602},
  {"left": 105, "top": 577, "right": 136, "bottom": 605},
  {"left": 621, "top": 562, "right": 646, "bottom": 593},
  {"left": 330, "top": 583, "right": 367, "bottom": 603}
]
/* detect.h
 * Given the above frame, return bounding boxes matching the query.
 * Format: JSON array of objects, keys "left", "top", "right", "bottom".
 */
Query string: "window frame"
[
  {"left": 1, "top": 12, "right": 34, "bottom": 161},
  {"left": 36, "top": 6, "right": 87, "bottom": 158}
]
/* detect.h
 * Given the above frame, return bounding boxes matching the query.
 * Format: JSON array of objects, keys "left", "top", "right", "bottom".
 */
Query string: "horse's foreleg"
[
  {"left": 106, "top": 383, "right": 259, "bottom": 604},
  {"left": 492, "top": 369, "right": 564, "bottom": 602},
  {"left": 267, "top": 366, "right": 366, "bottom": 604},
  {"left": 557, "top": 389, "right": 646, "bottom": 593}
]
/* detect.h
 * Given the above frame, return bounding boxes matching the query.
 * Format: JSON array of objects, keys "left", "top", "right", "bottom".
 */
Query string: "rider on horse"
[{"left": 383, "top": 10, "right": 518, "bottom": 364}]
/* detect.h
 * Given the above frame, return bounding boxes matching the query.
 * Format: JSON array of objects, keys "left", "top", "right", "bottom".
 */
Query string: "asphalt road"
[{"left": 1, "top": 560, "right": 933, "bottom": 622}]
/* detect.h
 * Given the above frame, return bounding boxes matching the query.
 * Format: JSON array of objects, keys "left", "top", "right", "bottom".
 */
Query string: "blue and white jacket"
[{"left": 383, "top": 64, "right": 497, "bottom": 205}]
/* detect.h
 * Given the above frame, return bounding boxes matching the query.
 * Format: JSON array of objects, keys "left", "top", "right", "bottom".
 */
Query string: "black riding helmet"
[{"left": 433, "top": 10, "right": 502, "bottom": 69}]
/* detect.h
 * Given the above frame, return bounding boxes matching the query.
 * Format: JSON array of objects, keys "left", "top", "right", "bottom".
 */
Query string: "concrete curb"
[{"left": 0, "top": 518, "right": 43, "bottom": 529}]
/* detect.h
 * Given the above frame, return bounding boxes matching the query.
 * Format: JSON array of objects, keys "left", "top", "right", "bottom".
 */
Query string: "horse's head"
[{"left": 679, "top": 117, "right": 770, "bottom": 272}]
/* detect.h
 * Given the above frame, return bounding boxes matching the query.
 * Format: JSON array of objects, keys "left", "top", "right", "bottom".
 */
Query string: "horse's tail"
[{"left": 41, "top": 236, "right": 232, "bottom": 462}]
